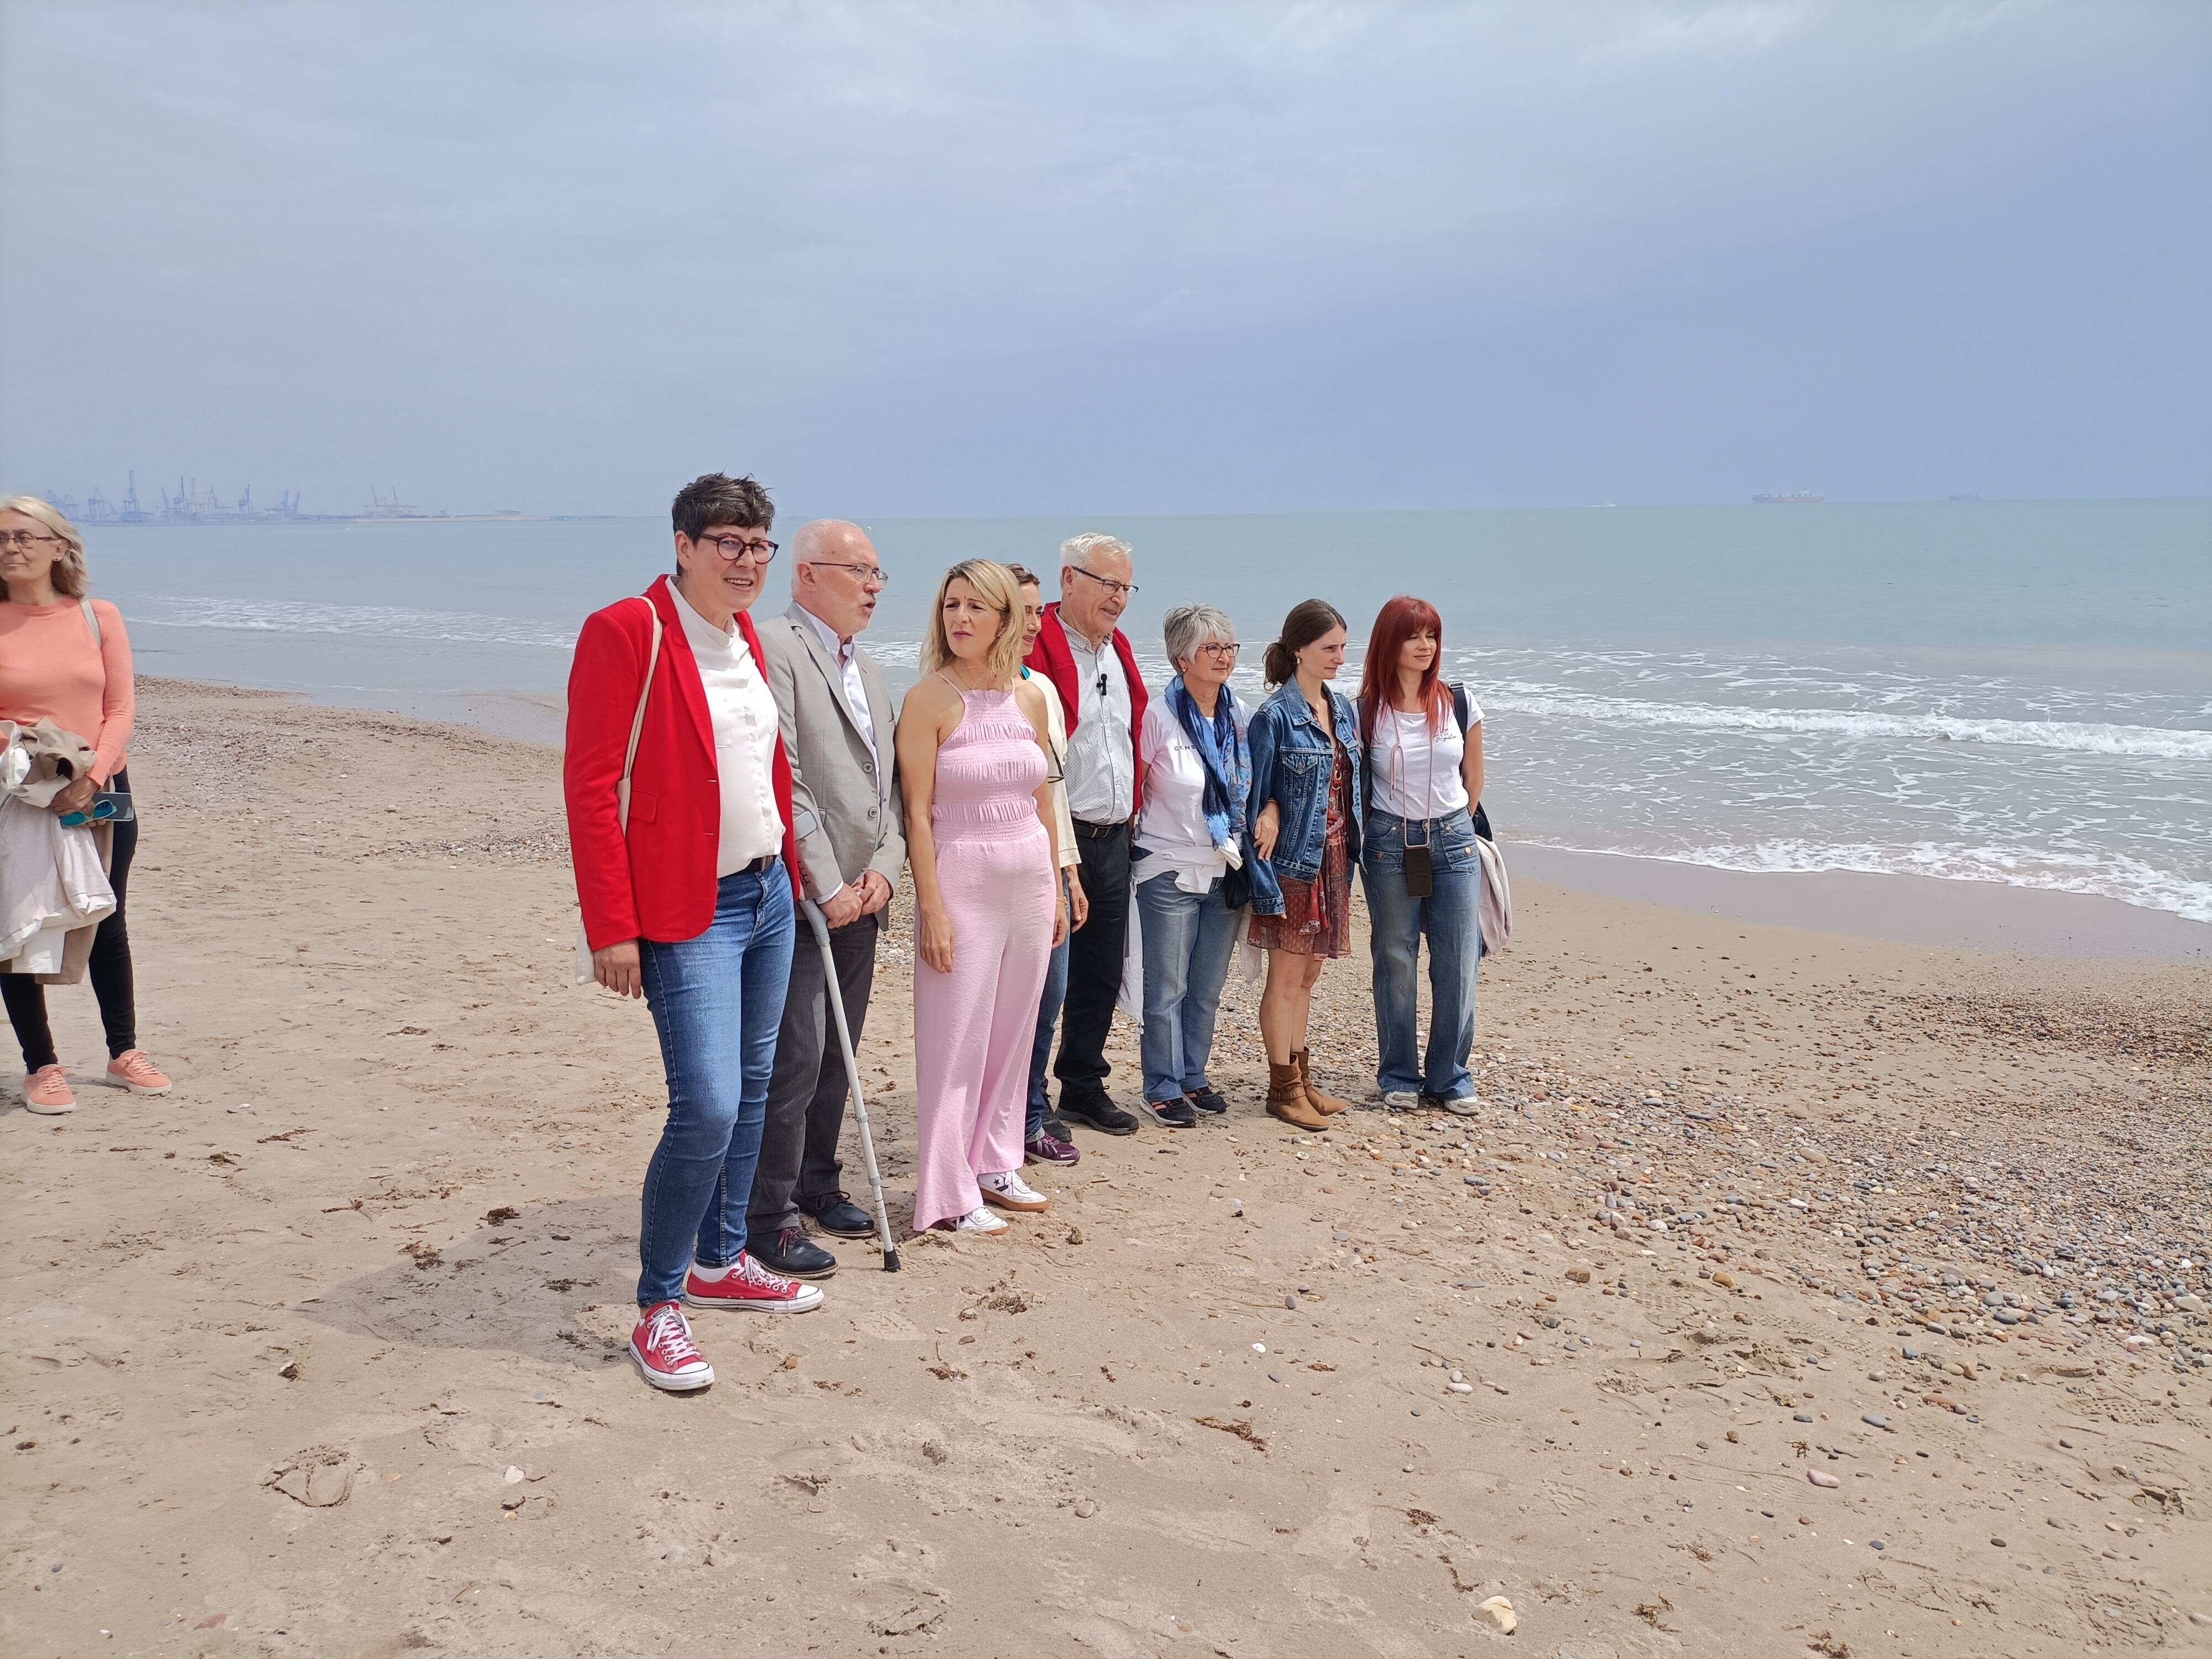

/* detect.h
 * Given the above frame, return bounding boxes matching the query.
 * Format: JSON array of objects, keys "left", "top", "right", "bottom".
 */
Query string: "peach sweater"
[{"left": 0, "top": 599, "right": 134, "bottom": 783}]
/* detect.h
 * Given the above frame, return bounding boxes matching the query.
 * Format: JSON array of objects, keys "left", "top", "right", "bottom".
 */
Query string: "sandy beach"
[{"left": 6, "top": 677, "right": 2209, "bottom": 1657}]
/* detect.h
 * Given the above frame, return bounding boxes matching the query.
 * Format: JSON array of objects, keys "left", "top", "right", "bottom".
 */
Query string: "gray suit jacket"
[{"left": 758, "top": 603, "right": 905, "bottom": 902}]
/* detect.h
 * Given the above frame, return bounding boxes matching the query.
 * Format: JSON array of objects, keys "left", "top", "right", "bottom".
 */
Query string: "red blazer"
[
  {"left": 566, "top": 575, "right": 802, "bottom": 950},
  {"left": 1024, "top": 602, "right": 1148, "bottom": 818}
]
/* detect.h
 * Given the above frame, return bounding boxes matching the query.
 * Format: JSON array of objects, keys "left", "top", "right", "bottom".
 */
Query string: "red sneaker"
[
  {"left": 682, "top": 1253, "right": 825, "bottom": 1315},
  {"left": 629, "top": 1300, "right": 713, "bottom": 1391}
]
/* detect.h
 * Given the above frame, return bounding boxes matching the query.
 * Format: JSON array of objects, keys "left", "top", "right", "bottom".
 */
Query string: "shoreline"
[
  {"left": 135, "top": 672, "right": 2212, "bottom": 963},
  {"left": 4, "top": 679, "right": 2206, "bottom": 1655}
]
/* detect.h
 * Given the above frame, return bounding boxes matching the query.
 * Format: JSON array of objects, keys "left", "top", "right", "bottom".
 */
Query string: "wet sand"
[{"left": 4, "top": 679, "right": 2208, "bottom": 1656}]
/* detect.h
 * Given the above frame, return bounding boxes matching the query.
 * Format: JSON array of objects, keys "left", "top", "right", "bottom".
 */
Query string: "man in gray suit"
[{"left": 745, "top": 520, "right": 904, "bottom": 1277}]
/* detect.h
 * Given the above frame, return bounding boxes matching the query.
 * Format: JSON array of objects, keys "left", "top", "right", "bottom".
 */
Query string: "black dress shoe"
[
  {"left": 800, "top": 1190, "right": 875, "bottom": 1239},
  {"left": 1058, "top": 1089, "right": 1139, "bottom": 1136},
  {"left": 749, "top": 1225, "right": 838, "bottom": 1279}
]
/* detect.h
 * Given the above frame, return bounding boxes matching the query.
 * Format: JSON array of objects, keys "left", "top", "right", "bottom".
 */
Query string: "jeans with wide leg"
[
  {"left": 1135, "top": 872, "right": 1239, "bottom": 1103},
  {"left": 634, "top": 864, "right": 795, "bottom": 1307},
  {"left": 1360, "top": 809, "right": 1482, "bottom": 1099},
  {"left": 1025, "top": 873, "right": 1072, "bottom": 1140}
]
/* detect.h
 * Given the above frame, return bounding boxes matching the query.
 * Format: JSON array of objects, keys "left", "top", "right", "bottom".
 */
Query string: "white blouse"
[
  {"left": 1368, "top": 695, "right": 1481, "bottom": 821},
  {"left": 671, "top": 583, "right": 784, "bottom": 876}
]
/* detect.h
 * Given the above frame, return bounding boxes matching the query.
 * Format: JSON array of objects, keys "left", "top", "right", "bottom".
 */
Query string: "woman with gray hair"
[{"left": 1129, "top": 603, "right": 1250, "bottom": 1129}]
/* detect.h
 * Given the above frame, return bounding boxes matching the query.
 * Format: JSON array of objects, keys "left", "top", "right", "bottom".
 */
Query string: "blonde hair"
[
  {"left": 921, "top": 559, "right": 1026, "bottom": 682},
  {"left": 0, "top": 496, "right": 88, "bottom": 600}
]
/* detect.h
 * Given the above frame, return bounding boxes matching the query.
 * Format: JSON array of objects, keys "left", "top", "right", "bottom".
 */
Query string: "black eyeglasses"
[
  {"left": 1068, "top": 566, "right": 1139, "bottom": 599},
  {"left": 696, "top": 533, "right": 778, "bottom": 563},
  {"left": 0, "top": 531, "right": 61, "bottom": 550}
]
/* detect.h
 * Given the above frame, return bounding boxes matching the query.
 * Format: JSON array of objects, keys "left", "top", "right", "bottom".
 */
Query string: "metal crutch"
[{"left": 801, "top": 899, "right": 900, "bottom": 1271}]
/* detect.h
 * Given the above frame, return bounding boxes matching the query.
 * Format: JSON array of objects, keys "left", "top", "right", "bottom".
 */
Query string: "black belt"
[
  {"left": 733, "top": 853, "right": 778, "bottom": 875},
  {"left": 1072, "top": 817, "right": 1129, "bottom": 840}
]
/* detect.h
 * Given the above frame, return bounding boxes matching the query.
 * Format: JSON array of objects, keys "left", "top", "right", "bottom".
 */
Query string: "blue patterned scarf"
[{"left": 1167, "top": 675, "right": 1249, "bottom": 851}]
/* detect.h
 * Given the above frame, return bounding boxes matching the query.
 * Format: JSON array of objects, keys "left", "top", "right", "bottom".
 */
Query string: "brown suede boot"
[
  {"left": 1294, "top": 1048, "right": 1351, "bottom": 1116},
  {"left": 1267, "top": 1061, "right": 1327, "bottom": 1131}
]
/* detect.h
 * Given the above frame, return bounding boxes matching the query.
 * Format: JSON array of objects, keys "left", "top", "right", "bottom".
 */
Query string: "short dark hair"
[{"left": 671, "top": 473, "right": 774, "bottom": 541}]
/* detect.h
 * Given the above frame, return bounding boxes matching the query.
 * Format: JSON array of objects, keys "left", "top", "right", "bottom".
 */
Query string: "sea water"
[{"left": 81, "top": 499, "right": 2211, "bottom": 922}]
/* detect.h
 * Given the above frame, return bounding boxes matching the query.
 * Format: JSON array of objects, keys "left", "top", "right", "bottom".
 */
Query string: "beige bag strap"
[
  {"left": 615, "top": 595, "right": 662, "bottom": 832},
  {"left": 80, "top": 598, "right": 101, "bottom": 648}
]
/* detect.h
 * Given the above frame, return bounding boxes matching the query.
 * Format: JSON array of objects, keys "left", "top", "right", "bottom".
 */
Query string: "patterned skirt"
[{"left": 1248, "top": 826, "right": 1352, "bottom": 961}]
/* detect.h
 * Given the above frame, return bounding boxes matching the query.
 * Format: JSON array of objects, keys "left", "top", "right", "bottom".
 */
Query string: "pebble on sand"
[
  {"left": 1808, "top": 1469, "right": 1840, "bottom": 1488},
  {"left": 1473, "top": 1595, "right": 1516, "bottom": 1634}
]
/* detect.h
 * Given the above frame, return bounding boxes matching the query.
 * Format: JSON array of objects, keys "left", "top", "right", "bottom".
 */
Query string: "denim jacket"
[{"left": 1245, "top": 680, "right": 1364, "bottom": 915}]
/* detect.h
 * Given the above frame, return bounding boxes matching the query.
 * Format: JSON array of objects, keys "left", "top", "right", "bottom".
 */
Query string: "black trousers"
[
  {"left": 1053, "top": 821, "right": 1130, "bottom": 1097},
  {"left": 748, "top": 909, "right": 879, "bottom": 1233},
  {"left": 3, "top": 766, "right": 138, "bottom": 1071}
]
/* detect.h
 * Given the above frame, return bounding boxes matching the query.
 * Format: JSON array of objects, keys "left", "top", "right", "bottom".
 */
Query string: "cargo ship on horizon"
[{"left": 1752, "top": 489, "right": 1824, "bottom": 504}]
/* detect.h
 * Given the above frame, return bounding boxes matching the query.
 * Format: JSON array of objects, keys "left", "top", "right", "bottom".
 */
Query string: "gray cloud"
[{"left": 2, "top": 0, "right": 2204, "bottom": 515}]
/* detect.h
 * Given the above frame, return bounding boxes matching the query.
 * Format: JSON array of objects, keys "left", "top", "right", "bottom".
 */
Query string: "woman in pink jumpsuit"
[{"left": 896, "top": 561, "right": 1067, "bottom": 1235}]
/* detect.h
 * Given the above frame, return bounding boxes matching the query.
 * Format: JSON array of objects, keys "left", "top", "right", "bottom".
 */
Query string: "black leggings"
[{"left": 3, "top": 767, "right": 138, "bottom": 1071}]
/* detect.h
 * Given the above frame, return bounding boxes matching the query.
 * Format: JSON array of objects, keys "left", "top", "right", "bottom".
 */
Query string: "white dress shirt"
[
  {"left": 1368, "top": 695, "right": 1482, "bottom": 821},
  {"left": 1063, "top": 625, "right": 1135, "bottom": 824},
  {"left": 671, "top": 582, "right": 784, "bottom": 875},
  {"left": 796, "top": 603, "right": 877, "bottom": 764}
]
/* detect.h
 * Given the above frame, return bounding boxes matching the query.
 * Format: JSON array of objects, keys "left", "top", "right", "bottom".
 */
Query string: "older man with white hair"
[
  {"left": 746, "top": 519, "right": 904, "bottom": 1276},
  {"left": 1023, "top": 531, "right": 1146, "bottom": 1137}
]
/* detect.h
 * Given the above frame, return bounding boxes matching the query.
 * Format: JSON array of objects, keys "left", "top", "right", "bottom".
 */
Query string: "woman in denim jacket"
[
  {"left": 1357, "top": 596, "right": 1486, "bottom": 1116},
  {"left": 1246, "top": 598, "right": 1363, "bottom": 1131}
]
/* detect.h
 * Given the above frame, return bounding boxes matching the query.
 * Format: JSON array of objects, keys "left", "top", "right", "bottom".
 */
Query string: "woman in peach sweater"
[{"left": 0, "top": 496, "right": 170, "bottom": 1114}]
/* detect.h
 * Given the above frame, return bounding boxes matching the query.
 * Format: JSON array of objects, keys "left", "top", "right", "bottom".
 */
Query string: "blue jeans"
[
  {"left": 1026, "top": 873, "right": 1072, "bottom": 1139},
  {"left": 635, "top": 864, "right": 796, "bottom": 1306},
  {"left": 1136, "top": 871, "right": 1240, "bottom": 1103},
  {"left": 1361, "top": 810, "right": 1482, "bottom": 1099}
]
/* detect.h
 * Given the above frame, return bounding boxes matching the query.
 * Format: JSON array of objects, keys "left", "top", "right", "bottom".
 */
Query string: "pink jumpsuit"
[{"left": 912, "top": 689, "right": 1055, "bottom": 1232}]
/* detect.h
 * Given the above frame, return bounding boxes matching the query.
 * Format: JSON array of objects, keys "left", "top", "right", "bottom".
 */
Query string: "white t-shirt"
[
  {"left": 1136, "top": 697, "right": 1249, "bottom": 856},
  {"left": 1368, "top": 692, "right": 1482, "bottom": 821},
  {"left": 671, "top": 583, "right": 784, "bottom": 875}
]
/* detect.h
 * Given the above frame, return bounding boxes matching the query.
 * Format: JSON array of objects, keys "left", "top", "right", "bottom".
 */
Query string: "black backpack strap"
[{"left": 1451, "top": 681, "right": 1469, "bottom": 736}]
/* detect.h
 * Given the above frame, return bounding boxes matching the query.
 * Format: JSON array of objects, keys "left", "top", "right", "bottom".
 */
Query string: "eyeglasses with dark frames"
[
  {"left": 1068, "top": 565, "right": 1139, "bottom": 599},
  {"left": 0, "top": 531, "right": 62, "bottom": 550},
  {"left": 695, "top": 533, "right": 778, "bottom": 562}
]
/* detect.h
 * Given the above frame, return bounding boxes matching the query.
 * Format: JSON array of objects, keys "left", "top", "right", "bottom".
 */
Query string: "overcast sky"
[{"left": 2, "top": 1, "right": 2205, "bottom": 517}]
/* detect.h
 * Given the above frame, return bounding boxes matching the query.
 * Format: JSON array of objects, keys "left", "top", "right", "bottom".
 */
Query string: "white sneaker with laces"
[
  {"left": 1381, "top": 1089, "right": 1420, "bottom": 1110},
  {"left": 940, "top": 1206, "right": 1010, "bottom": 1235},
  {"left": 978, "top": 1170, "right": 1049, "bottom": 1212}
]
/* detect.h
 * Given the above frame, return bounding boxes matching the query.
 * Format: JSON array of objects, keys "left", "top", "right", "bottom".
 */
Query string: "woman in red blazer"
[{"left": 565, "top": 472, "right": 821, "bottom": 1394}]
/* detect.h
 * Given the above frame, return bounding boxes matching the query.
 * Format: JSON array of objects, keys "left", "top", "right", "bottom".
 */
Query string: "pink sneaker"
[
  {"left": 629, "top": 1300, "right": 714, "bottom": 1391},
  {"left": 23, "top": 1066, "right": 75, "bottom": 1115},
  {"left": 106, "top": 1051, "right": 171, "bottom": 1095},
  {"left": 682, "top": 1253, "right": 825, "bottom": 1315}
]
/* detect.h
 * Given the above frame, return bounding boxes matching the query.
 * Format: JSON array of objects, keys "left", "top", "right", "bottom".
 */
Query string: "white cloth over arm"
[{"left": 0, "top": 796, "right": 114, "bottom": 975}]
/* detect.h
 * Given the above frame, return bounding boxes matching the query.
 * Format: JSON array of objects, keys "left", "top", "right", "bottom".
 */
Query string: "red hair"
[{"left": 1358, "top": 594, "right": 1449, "bottom": 743}]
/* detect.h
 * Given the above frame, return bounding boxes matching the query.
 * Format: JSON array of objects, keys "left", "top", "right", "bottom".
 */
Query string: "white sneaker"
[
  {"left": 979, "top": 1170, "right": 1050, "bottom": 1213},
  {"left": 938, "top": 1207, "right": 1010, "bottom": 1235},
  {"left": 1381, "top": 1089, "right": 1420, "bottom": 1110}
]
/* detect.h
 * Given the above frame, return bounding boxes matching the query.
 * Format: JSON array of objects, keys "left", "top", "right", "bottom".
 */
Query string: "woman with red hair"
[{"left": 1357, "top": 596, "right": 1486, "bottom": 1114}]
